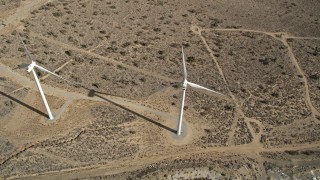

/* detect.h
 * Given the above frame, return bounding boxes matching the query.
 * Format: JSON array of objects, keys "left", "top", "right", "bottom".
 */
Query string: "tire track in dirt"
[
  {"left": 28, "top": 148, "right": 81, "bottom": 165},
  {"left": 190, "top": 25, "right": 320, "bottom": 178},
  {"left": 2, "top": 58, "right": 318, "bottom": 178},
  {"left": 278, "top": 33, "right": 320, "bottom": 118},
  {"left": 10, "top": 140, "right": 320, "bottom": 180},
  {"left": 226, "top": 111, "right": 239, "bottom": 146},
  {"left": 40, "top": 59, "right": 73, "bottom": 81},
  {"left": 1, "top": 20, "right": 319, "bottom": 178},
  {"left": 0, "top": 142, "right": 37, "bottom": 167},
  {"left": 190, "top": 25, "right": 262, "bottom": 147},
  {"left": 0, "top": 0, "right": 52, "bottom": 35},
  {"left": 192, "top": 25, "right": 320, "bottom": 144},
  {"left": 200, "top": 27, "right": 280, "bottom": 38},
  {"left": 53, "top": 96, "right": 75, "bottom": 120},
  {"left": 199, "top": 26, "right": 320, "bottom": 118},
  {"left": 29, "top": 32, "right": 178, "bottom": 83},
  {"left": 0, "top": 128, "right": 86, "bottom": 167},
  {"left": 0, "top": 63, "right": 181, "bottom": 126},
  {"left": 287, "top": 36, "right": 320, "bottom": 40}
]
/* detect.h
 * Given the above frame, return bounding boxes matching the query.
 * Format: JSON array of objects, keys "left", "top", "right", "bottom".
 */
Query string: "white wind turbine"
[
  {"left": 176, "top": 47, "right": 226, "bottom": 136},
  {"left": 17, "top": 33, "right": 72, "bottom": 120}
]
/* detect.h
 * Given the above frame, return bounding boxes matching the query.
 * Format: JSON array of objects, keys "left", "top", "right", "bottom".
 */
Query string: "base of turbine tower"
[
  {"left": 171, "top": 121, "right": 188, "bottom": 141},
  {"left": 39, "top": 110, "right": 59, "bottom": 125}
]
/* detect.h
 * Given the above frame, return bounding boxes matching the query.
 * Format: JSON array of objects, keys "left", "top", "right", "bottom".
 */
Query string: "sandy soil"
[{"left": 0, "top": 0, "right": 319, "bottom": 179}]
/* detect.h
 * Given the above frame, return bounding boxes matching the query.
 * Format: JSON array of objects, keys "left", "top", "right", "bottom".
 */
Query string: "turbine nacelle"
[
  {"left": 182, "top": 79, "right": 188, "bottom": 90},
  {"left": 27, "top": 61, "right": 36, "bottom": 72}
]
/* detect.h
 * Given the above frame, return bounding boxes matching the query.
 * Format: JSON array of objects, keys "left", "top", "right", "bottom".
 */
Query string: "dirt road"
[
  {"left": 0, "top": 0, "right": 52, "bottom": 35},
  {"left": 0, "top": 1, "right": 320, "bottom": 178}
]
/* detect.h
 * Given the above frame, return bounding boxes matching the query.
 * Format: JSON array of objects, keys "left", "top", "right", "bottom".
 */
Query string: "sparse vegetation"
[{"left": 0, "top": 0, "right": 319, "bottom": 179}]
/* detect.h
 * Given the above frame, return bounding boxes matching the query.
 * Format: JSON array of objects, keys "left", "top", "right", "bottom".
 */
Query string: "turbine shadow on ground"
[
  {"left": 0, "top": 90, "right": 48, "bottom": 118},
  {"left": 87, "top": 89, "right": 177, "bottom": 134}
]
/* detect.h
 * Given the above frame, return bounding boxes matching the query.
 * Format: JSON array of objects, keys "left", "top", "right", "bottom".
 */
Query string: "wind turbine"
[
  {"left": 17, "top": 33, "right": 71, "bottom": 120},
  {"left": 176, "top": 47, "right": 226, "bottom": 136}
]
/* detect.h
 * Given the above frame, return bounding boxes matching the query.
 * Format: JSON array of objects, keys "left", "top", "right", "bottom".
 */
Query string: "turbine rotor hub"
[
  {"left": 27, "top": 61, "right": 36, "bottom": 72},
  {"left": 182, "top": 80, "right": 187, "bottom": 89}
]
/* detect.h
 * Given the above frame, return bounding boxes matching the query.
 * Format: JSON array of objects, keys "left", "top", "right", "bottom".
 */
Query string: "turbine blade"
[
  {"left": 34, "top": 64, "right": 74, "bottom": 84},
  {"left": 187, "top": 81, "right": 226, "bottom": 96},
  {"left": 181, "top": 46, "right": 187, "bottom": 80},
  {"left": 17, "top": 33, "right": 33, "bottom": 63}
]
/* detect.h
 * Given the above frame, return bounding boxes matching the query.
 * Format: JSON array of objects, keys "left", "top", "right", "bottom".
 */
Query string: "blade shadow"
[
  {"left": 0, "top": 91, "right": 48, "bottom": 118},
  {"left": 88, "top": 89, "right": 176, "bottom": 134}
]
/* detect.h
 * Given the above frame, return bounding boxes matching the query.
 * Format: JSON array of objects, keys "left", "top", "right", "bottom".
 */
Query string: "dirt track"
[
  {"left": 0, "top": 0, "right": 52, "bottom": 34},
  {"left": 1, "top": 57, "right": 318, "bottom": 178},
  {"left": 10, "top": 141, "right": 320, "bottom": 180},
  {"left": 0, "top": 0, "right": 320, "bottom": 179}
]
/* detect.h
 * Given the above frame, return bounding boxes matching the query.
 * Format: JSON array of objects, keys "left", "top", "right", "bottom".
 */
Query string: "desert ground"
[{"left": 0, "top": 0, "right": 319, "bottom": 179}]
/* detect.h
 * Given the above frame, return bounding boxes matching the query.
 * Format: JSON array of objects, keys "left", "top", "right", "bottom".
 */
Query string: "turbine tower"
[
  {"left": 177, "top": 47, "right": 226, "bottom": 135},
  {"left": 17, "top": 33, "right": 71, "bottom": 120}
]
